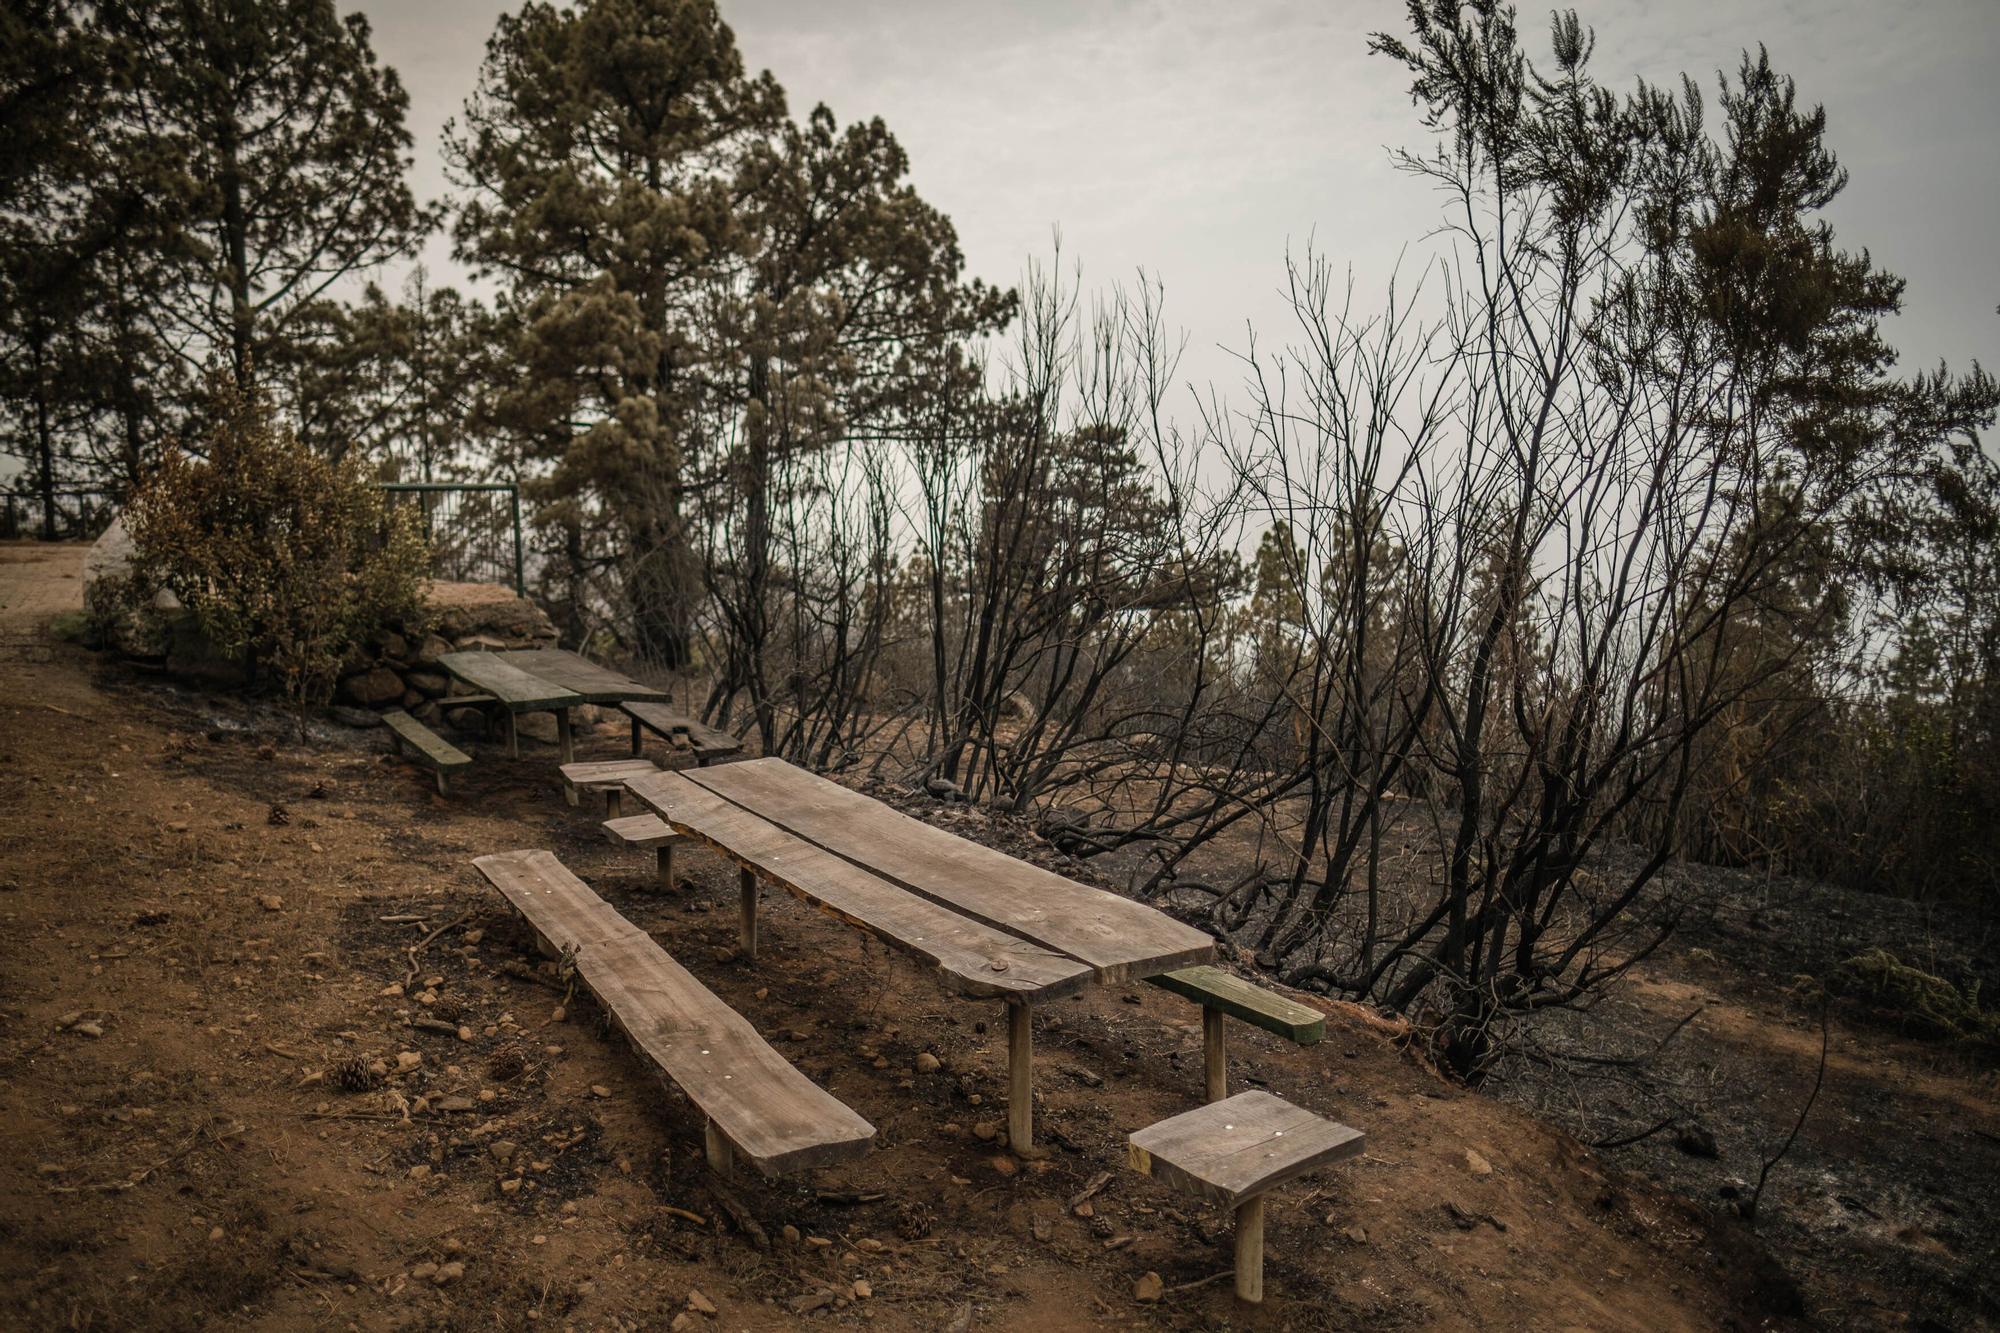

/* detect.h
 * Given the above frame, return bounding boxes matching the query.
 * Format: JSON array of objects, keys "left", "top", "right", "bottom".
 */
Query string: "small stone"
[
  {"left": 434, "top": 1261, "right": 464, "bottom": 1286},
  {"left": 782, "top": 1224, "right": 801, "bottom": 1245},
  {"left": 687, "top": 1288, "right": 717, "bottom": 1314},
  {"left": 499, "top": 1177, "right": 522, "bottom": 1194},
  {"left": 1344, "top": 1225, "right": 1368, "bottom": 1244},
  {"left": 1465, "top": 1149, "right": 1492, "bottom": 1176},
  {"left": 490, "top": 1140, "right": 518, "bottom": 1163},
  {"left": 410, "top": 1262, "right": 438, "bottom": 1281},
  {"left": 208, "top": 1226, "right": 225, "bottom": 1242},
  {"left": 550, "top": 1005, "right": 566, "bottom": 1023},
  {"left": 396, "top": 1051, "right": 422, "bottom": 1071},
  {"left": 1134, "top": 1271, "right": 1164, "bottom": 1302},
  {"left": 258, "top": 894, "right": 283, "bottom": 911},
  {"left": 989, "top": 1155, "right": 1018, "bottom": 1178},
  {"left": 72, "top": 1021, "right": 104, "bottom": 1039},
  {"left": 672, "top": 1316, "right": 694, "bottom": 1331},
  {"left": 871, "top": 1055, "right": 889, "bottom": 1069},
  {"left": 805, "top": 1235, "right": 833, "bottom": 1249},
  {"left": 972, "top": 1122, "right": 999, "bottom": 1142},
  {"left": 590, "top": 1084, "right": 611, "bottom": 1098},
  {"left": 457, "top": 1026, "right": 474, "bottom": 1042},
  {"left": 915, "top": 1052, "right": 941, "bottom": 1074},
  {"left": 852, "top": 1280, "right": 872, "bottom": 1299},
  {"left": 531, "top": 1234, "right": 546, "bottom": 1246},
  {"left": 408, "top": 1164, "right": 432, "bottom": 1182},
  {"left": 379, "top": 983, "right": 404, "bottom": 998}
]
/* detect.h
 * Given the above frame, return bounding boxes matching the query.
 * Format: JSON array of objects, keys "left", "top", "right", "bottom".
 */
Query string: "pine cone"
[
  {"left": 895, "top": 1200, "right": 934, "bottom": 1241},
  {"left": 487, "top": 1049, "right": 526, "bottom": 1084},
  {"left": 334, "top": 1056, "right": 381, "bottom": 1094},
  {"left": 267, "top": 804, "right": 290, "bottom": 827},
  {"left": 428, "top": 998, "right": 465, "bottom": 1025}
]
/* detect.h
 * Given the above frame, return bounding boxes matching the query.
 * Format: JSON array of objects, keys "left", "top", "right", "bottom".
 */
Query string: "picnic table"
[
  {"left": 435, "top": 647, "right": 669, "bottom": 763},
  {"left": 628, "top": 757, "right": 1215, "bottom": 1153}
]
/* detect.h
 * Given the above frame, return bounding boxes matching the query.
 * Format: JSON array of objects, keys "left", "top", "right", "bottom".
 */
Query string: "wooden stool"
[
  {"left": 602, "top": 813, "right": 683, "bottom": 888},
  {"left": 560, "top": 758, "right": 659, "bottom": 817},
  {"left": 1127, "top": 1090, "right": 1364, "bottom": 1303}
]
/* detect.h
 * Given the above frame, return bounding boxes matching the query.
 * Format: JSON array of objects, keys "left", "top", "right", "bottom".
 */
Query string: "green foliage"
[
  {"left": 1830, "top": 949, "right": 1998, "bottom": 1044},
  {"left": 124, "top": 380, "right": 429, "bottom": 714}
]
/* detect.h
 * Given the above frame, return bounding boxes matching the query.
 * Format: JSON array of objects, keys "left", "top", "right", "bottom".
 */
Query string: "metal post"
[{"left": 509, "top": 485, "right": 525, "bottom": 596}]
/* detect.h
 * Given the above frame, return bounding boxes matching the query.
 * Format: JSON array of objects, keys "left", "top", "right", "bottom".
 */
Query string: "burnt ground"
[{"left": 0, "top": 540, "right": 1975, "bottom": 1330}]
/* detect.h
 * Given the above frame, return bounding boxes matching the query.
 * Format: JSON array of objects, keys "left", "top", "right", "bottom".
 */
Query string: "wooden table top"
[
  {"left": 436, "top": 651, "right": 582, "bottom": 712},
  {"left": 632, "top": 757, "right": 1214, "bottom": 993},
  {"left": 437, "top": 647, "right": 668, "bottom": 711}
]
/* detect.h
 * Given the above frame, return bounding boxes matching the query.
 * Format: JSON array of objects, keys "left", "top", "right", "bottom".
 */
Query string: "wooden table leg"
[
  {"left": 704, "top": 1120, "right": 734, "bottom": 1176},
  {"left": 1234, "top": 1195, "right": 1265, "bottom": 1302},
  {"left": 1204, "top": 1007, "right": 1227, "bottom": 1103},
  {"left": 505, "top": 711, "right": 519, "bottom": 760},
  {"left": 739, "top": 868, "right": 758, "bottom": 959},
  {"left": 605, "top": 787, "right": 623, "bottom": 819},
  {"left": 630, "top": 715, "right": 643, "bottom": 757},
  {"left": 1007, "top": 1000, "right": 1033, "bottom": 1153},
  {"left": 657, "top": 843, "right": 676, "bottom": 890},
  {"left": 556, "top": 708, "right": 574, "bottom": 764}
]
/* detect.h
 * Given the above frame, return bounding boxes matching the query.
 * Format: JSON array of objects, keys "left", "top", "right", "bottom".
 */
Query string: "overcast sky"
[{"left": 358, "top": 0, "right": 2000, "bottom": 403}]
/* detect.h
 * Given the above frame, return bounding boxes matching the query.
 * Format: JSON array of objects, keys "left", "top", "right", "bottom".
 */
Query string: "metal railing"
[
  {"left": 379, "top": 482, "right": 525, "bottom": 595},
  {"left": 0, "top": 488, "right": 122, "bottom": 541}
]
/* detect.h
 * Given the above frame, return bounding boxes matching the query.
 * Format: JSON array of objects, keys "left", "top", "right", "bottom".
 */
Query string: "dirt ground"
[{"left": 0, "top": 542, "right": 1863, "bottom": 1330}]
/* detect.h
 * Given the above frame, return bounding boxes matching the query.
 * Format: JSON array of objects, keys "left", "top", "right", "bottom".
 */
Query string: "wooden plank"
[
  {"left": 437, "top": 651, "right": 581, "bottom": 711},
  {"left": 562, "top": 759, "right": 660, "bottom": 792},
  {"left": 1234, "top": 1196, "right": 1266, "bottom": 1302},
  {"left": 471, "top": 850, "right": 874, "bottom": 1175},
  {"left": 1126, "top": 1090, "right": 1365, "bottom": 1208},
  {"left": 1203, "top": 1007, "right": 1227, "bottom": 1103},
  {"left": 1146, "top": 966, "right": 1326, "bottom": 1044},
  {"left": 623, "top": 701, "right": 743, "bottom": 759},
  {"left": 602, "top": 813, "right": 680, "bottom": 850},
  {"left": 382, "top": 710, "right": 472, "bottom": 771},
  {"left": 498, "top": 648, "right": 671, "bottom": 705},
  {"left": 683, "top": 759, "right": 1213, "bottom": 982},
  {"left": 628, "top": 771, "right": 1092, "bottom": 1002}
]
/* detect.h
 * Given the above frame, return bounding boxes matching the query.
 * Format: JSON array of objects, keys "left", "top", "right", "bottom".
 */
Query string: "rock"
[
  {"left": 399, "top": 688, "right": 425, "bottom": 710},
  {"left": 686, "top": 1288, "right": 717, "bottom": 1315},
  {"left": 1675, "top": 1124, "right": 1719, "bottom": 1159},
  {"left": 72, "top": 1021, "right": 104, "bottom": 1039},
  {"left": 407, "top": 671, "right": 451, "bottom": 698},
  {"left": 329, "top": 705, "right": 384, "bottom": 729},
  {"left": 989, "top": 1155, "right": 1018, "bottom": 1178},
  {"left": 781, "top": 1224, "right": 801, "bottom": 1246},
  {"left": 590, "top": 1084, "right": 610, "bottom": 1098},
  {"left": 433, "top": 1261, "right": 464, "bottom": 1287},
  {"left": 410, "top": 1262, "right": 439, "bottom": 1281},
  {"left": 671, "top": 1315, "right": 694, "bottom": 1331},
  {"left": 915, "top": 1052, "right": 941, "bottom": 1074},
  {"left": 412, "top": 633, "right": 454, "bottom": 667},
  {"left": 396, "top": 1051, "right": 422, "bottom": 1071},
  {"left": 1343, "top": 1225, "right": 1368, "bottom": 1244},
  {"left": 1464, "top": 1149, "right": 1493, "bottom": 1176},
  {"left": 371, "top": 630, "right": 410, "bottom": 661},
  {"left": 499, "top": 1177, "right": 521, "bottom": 1194},
  {"left": 340, "top": 667, "right": 405, "bottom": 708},
  {"left": 491, "top": 1140, "right": 518, "bottom": 1163},
  {"left": 1134, "top": 1271, "right": 1164, "bottom": 1302},
  {"left": 259, "top": 894, "right": 283, "bottom": 911},
  {"left": 972, "top": 1122, "right": 999, "bottom": 1142},
  {"left": 852, "top": 1280, "right": 872, "bottom": 1300},
  {"left": 427, "top": 580, "right": 559, "bottom": 645},
  {"left": 408, "top": 1164, "right": 431, "bottom": 1181}
]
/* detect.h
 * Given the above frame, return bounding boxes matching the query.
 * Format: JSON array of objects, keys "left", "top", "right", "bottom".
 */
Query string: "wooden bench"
[
  {"left": 383, "top": 709, "right": 474, "bottom": 795},
  {"left": 472, "top": 850, "right": 875, "bottom": 1177},
  {"left": 602, "top": 812, "right": 682, "bottom": 888},
  {"left": 1128, "top": 1090, "right": 1365, "bottom": 1303},
  {"left": 622, "top": 701, "right": 744, "bottom": 766},
  {"left": 437, "top": 650, "right": 584, "bottom": 761},
  {"left": 1145, "top": 965, "right": 1325, "bottom": 1102},
  {"left": 559, "top": 758, "right": 659, "bottom": 817}
]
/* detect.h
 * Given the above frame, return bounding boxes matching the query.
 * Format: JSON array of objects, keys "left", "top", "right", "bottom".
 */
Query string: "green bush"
[
  {"left": 125, "top": 380, "right": 429, "bottom": 716},
  {"left": 1830, "top": 948, "right": 1998, "bottom": 1044}
]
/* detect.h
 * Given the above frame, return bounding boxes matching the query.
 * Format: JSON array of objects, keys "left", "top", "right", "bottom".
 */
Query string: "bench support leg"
[
  {"left": 605, "top": 787, "right": 623, "bottom": 819},
  {"left": 505, "top": 711, "right": 519, "bottom": 760},
  {"left": 657, "top": 843, "right": 676, "bottom": 891},
  {"left": 435, "top": 770, "right": 449, "bottom": 798},
  {"left": 738, "top": 869, "right": 758, "bottom": 959},
  {"left": 563, "top": 781, "right": 579, "bottom": 808},
  {"left": 1233, "top": 1195, "right": 1265, "bottom": 1302},
  {"left": 1007, "top": 1000, "right": 1033, "bottom": 1154},
  {"left": 556, "top": 708, "right": 574, "bottom": 764},
  {"left": 704, "top": 1120, "right": 734, "bottom": 1176},
  {"left": 1203, "top": 1007, "right": 1227, "bottom": 1103},
  {"left": 630, "top": 716, "right": 643, "bottom": 757}
]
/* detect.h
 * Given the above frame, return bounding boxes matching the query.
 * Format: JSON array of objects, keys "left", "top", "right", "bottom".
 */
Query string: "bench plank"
[
  {"left": 383, "top": 710, "right": 473, "bottom": 771},
  {"left": 561, "top": 759, "right": 660, "bottom": 791},
  {"left": 472, "top": 850, "right": 874, "bottom": 1175},
  {"left": 437, "top": 652, "right": 581, "bottom": 711},
  {"left": 1128, "top": 1090, "right": 1365, "bottom": 1208},
  {"left": 1146, "top": 966, "right": 1326, "bottom": 1043},
  {"left": 682, "top": 759, "right": 1213, "bottom": 982},
  {"left": 602, "top": 813, "right": 680, "bottom": 849},
  {"left": 630, "top": 771, "right": 1092, "bottom": 1002},
  {"left": 622, "top": 701, "right": 744, "bottom": 761},
  {"left": 497, "top": 649, "right": 671, "bottom": 705}
]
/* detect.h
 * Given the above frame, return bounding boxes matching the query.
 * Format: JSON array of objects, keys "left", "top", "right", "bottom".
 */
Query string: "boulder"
[
  {"left": 412, "top": 633, "right": 453, "bottom": 668},
  {"left": 455, "top": 633, "right": 509, "bottom": 653},
  {"left": 443, "top": 707, "right": 489, "bottom": 736},
  {"left": 407, "top": 671, "right": 450, "bottom": 697},
  {"left": 399, "top": 688, "right": 425, "bottom": 710},
  {"left": 341, "top": 667, "right": 405, "bottom": 708},
  {"left": 371, "top": 629, "right": 410, "bottom": 661}
]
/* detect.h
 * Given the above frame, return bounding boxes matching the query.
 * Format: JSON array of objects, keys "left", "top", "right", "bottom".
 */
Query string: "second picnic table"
[
  {"left": 628, "top": 757, "right": 1215, "bottom": 1153},
  {"left": 435, "top": 647, "right": 671, "bottom": 764}
]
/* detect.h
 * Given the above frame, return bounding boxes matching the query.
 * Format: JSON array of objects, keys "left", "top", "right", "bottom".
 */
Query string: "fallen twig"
[{"left": 402, "top": 913, "right": 468, "bottom": 987}]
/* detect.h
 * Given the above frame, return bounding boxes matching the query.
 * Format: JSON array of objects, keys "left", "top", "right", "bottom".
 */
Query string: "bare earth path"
[{"left": 0, "top": 542, "right": 1795, "bottom": 1331}]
